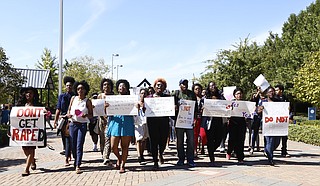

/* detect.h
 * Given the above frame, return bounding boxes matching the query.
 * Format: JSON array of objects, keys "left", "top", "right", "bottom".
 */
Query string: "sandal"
[
  {"left": 31, "top": 163, "right": 36, "bottom": 170},
  {"left": 75, "top": 167, "right": 83, "bottom": 174},
  {"left": 119, "top": 167, "right": 125, "bottom": 174},
  {"left": 22, "top": 171, "right": 30, "bottom": 177}
]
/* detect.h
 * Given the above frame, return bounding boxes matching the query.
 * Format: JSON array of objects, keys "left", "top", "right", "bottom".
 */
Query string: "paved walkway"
[{"left": 0, "top": 124, "right": 319, "bottom": 186}]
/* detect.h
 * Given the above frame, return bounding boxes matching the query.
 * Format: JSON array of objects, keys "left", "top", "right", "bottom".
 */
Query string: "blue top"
[
  {"left": 56, "top": 92, "right": 75, "bottom": 115},
  {"left": 1, "top": 109, "right": 10, "bottom": 123},
  {"left": 107, "top": 115, "right": 134, "bottom": 137}
]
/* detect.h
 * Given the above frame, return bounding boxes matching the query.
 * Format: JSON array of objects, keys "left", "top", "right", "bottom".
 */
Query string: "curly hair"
[
  {"left": 100, "top": 78, "right": 114, "bottom": 93},
  {"left": 73, "top": 80, "right": 90, "bottom": 96},
  {"left": 17, "top": 87, "right": 41, "bottom": 106},
  {"left": 116, "top": 79, "right": 130, "bottom": 95},
  {"left": 63, "top": 76, "right": 75, "bottom": 85},
  {"left": 153, "top": 78, "right": 167, "bottom": 89}
]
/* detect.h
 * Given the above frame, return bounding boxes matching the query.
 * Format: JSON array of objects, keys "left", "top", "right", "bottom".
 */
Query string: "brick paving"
[{"left": 0, "top": 123, "right": 319, "bottom": 186}]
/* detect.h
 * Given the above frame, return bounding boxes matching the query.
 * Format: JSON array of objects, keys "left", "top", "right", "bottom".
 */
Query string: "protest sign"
[
  {"left": 253, "top": 74, "right": 270, "bottom": 92},
  {"left": 202, "top": 99, "right": 231, "bottom": 117},
  {"left": 175, "top": 100, "right": 195, "bottom": 129},
  {"left": 203, "top": 99, "right": 256, "bottom": 118},
  {"left": 223, "top": 86, "right": 236, "bottom": 101},
  {"left": 262, "top": 102, "right": 290, "bottom": 136},
  {"left": 92, "top": 99, "right": 106, "bottom": 116},
  {"left": 230, "top": 100, "right": 256, "bottom": 118},
  {"left": 144, "top": 97, "right": 175, "bottom": 117},
  {"left": 10, "top": 106, "right": 45, "bottom": 146},
  {"left": 105, "top": 95, "right": 139, "bottom": 115}
]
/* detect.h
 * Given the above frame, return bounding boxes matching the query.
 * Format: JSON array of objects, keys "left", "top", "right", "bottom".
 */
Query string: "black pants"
[
  {"left": 147, "top": 117, "right": 169, "bottom": 163},
  {"left": 227, "top": 118, "right": 246, "bottom": 161},
  {"left": 281, "top": 136, "right": 288, "bottom": 155},
  {"left": 205, "top": 117, "right": 223, "bottom": 162}
]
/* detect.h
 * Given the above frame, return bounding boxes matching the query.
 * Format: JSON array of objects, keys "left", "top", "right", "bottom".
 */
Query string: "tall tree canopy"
[
  {"left": 36, "top": 48, "right": 59, "bottom": 108},
  {"left": 63, "top": 56, "right": 109, "bottom": 96},
  {"left": 0, "top": 47, "right": 25, "bottom": 103},
  {"left": 199, "top": 0, "right": 320, "bottom": 105}
]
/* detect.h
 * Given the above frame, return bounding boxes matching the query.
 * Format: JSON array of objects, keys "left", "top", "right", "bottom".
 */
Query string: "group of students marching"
[{"left": 16, "top": 76, "right": 290, "bottom": 176}]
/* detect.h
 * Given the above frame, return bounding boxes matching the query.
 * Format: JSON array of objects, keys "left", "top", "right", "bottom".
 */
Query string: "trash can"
[{"left": 308, "top": 107, "right": 316, "bottom": 120}]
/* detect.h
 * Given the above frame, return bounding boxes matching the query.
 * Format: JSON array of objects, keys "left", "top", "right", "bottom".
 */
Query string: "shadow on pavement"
[{"left": 0, "top": 158, "right": 25, "bottom": 172}]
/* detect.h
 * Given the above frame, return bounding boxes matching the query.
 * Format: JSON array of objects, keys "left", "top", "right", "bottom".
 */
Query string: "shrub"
[{"left": 289, "top": 119, "right": 320, "bottom": 146}]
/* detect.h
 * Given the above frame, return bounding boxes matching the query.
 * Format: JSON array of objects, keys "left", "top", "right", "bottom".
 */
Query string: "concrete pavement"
[{"left": 0, "top": 124, "right": 319, "bottom": 186}]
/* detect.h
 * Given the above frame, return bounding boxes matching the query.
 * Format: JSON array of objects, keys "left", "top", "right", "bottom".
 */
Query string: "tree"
[
  {"left": 63, "top": 56, "right": 109, "bottom": 96},
  {"left": 0, "top": 47, "right": 26, "bottom": 103},
  {"left": 36, "top": 48, "right": 59, "bottom": 108},
  {"left": 200, "top": 38, "right": 264, "bottom": 99},
  {"left": 293, "top": 51, "right": 320, "bottom": 108}
]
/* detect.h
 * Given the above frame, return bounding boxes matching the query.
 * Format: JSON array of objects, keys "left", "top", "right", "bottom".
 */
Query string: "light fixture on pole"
[
  {"left": 115, "top": 64, "right": 123, "bottom": 80},
  {"left": 111, "top": 54, "right": 119, "bottom": 79}
]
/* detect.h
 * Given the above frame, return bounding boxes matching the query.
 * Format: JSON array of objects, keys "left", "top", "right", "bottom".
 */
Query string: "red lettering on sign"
[
  {"left": 265, "top": 117, "right": 273, "bottom": 123},
  {"left": 16, "top": 108, "right": 43, "bottom": 117}
]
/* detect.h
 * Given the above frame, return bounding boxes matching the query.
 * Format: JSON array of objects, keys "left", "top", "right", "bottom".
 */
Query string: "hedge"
[{"left": 289, "top": 117, "right": 320, "bottom": 146}]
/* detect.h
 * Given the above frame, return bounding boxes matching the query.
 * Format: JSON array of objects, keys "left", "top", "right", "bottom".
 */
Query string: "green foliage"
[
  {"left": 35, "top": 48, "right": 59, "bottom": 108},
  {"left": 199, "top": 0, "right": 320, "bottom": 105},
  {"left": 289, "top": 123, "right": 320, "bottom": 146},
  {"left": 200, "top": 38, "right": 264, "bottom": 99},
  {"left": 63, "top": 56, "right": 109, "bottom": 96},
  {"left": 293, "top": 51, "right": 320, "bottom": 108},
  {"left": 0, "top": 47, "right": 26, "bottom": 103}
]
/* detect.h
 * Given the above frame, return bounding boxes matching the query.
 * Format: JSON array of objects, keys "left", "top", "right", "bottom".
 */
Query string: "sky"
[{"left": 0, "top": 0, "right": 315, "bottom": 91}]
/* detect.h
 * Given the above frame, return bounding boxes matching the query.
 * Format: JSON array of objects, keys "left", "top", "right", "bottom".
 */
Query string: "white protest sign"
[
  {"left": 230, "top": 100, "right": 256, "bottom": 118},
  {"left": 175, "top": 100, "right": 195, "bottom": 129},
  {"left": 105, "top": 95, "right": 139, "bottom": 115},
  {"left": 92, "top": 99, "right": 106, "bottom": 116},
  {"left": 223, "top": 86, "right": 236, "bottom": 101},
  {"left": 202, "top": 99, "right": 231, "bottom": 117},
  {"left": 144, "top": 97, "right": 175, "bottom": 117},
  {"left": 253, "top": 74, "right": 270, "bottom": 92},
  {"left": 262, "top": 102, "right": 290, "bottom": 136},
  {"left": 10, "top": 107, "right": 45, "bottom": 146}
]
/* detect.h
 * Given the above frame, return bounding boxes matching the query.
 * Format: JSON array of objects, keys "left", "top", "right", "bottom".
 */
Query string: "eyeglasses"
[{"left": 156, "top": 83, "right": 163, "bottom": 87}]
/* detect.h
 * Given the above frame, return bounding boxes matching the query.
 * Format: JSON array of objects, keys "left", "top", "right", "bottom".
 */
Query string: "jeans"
[
  {"left": 69, "top": 122, "right": 87, "bottom": 167},
  {"left": 264, "top": 136, "right": 281, "bottom": 161},
  {"left": 176, "top": 128, "right": 194, "bottom": 163},
  {"left": 65, "top": 136, "right": 72, "bottom": 159}
]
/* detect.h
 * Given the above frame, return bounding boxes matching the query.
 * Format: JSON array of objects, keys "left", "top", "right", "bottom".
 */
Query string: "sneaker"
[
  {"left": 226, "top": 154, "right": 231, "bottom": 160},
  {"left": 176, "top": 160, "right": 184, "bottom": 166},
  {"left": 103, "top": 159, "right": 110, "bottom": 165},
  {"left": 219, "top": 148, "right": 225, "bottom": 153},
  {"left": 249, "top": 148, "right": 254, "bottom": 155},
  {"left": 188, "top": 161, "right": 196, "bottom": 167}
]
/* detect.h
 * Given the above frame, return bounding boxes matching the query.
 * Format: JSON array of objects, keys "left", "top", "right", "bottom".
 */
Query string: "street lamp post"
[
  {"left": 111, "top": 54, "right": 119, "bottom": 79},
  {"left": 115, "top": 65, "right": 123, "bottom": 80}
]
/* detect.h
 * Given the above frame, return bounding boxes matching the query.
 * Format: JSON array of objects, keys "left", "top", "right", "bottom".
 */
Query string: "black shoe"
[
  {"left": 60, "top": 151, "right": 65, "bottom": 155},
  {"left": 269, "top": 160, "right": 275, "bottom": 166},
  {"left": 152, "top": 162, "right": 159, "bottom": 170}
]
